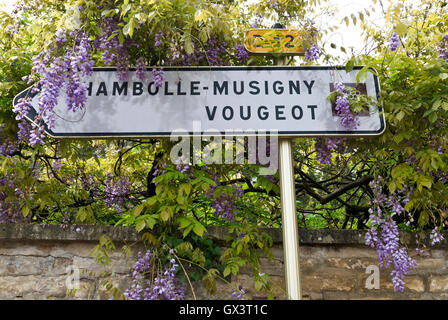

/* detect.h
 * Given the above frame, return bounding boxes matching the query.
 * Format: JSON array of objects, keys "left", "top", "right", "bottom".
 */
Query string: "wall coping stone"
[{"left": 0, "top": 223, "right": 446, "bottom": 247}]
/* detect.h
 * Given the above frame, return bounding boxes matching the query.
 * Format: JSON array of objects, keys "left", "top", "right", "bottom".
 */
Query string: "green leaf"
[
  {"left": 22, "top": 206, "right": 30, "bottom": 218},
  {"left": 418, "top": 211, "right": 429, "bottom": 227},
  {"left": 146, "top": 196, "right": 158, "bottom": 207},
  {"left": 177, "top": 216, "right": 192, "bottom": 229},
  {"left": 345, "top": 57, "right": 355, "bottom": 73},
  {"left": 223, "top": 266, "right": 231, "bottom": 277},
  {"left": 132, "top": 204, "right": 144, "bottom": 217},
  {"left": 135, "top": 219, "right": 146, "bottom": 232},
  {"left": 179, "top": 183, "right": 192, "bottom": 196},
  {"left": 160, "top": 208, "right": 170, "bottom": 221},
  {"left": 428, "top": 112, "right": 438, "bottom": 123},
  {"left": 155, "top": 184, "right": 164, "bottom": 195},
  {"left": 183, "top": 224, "right": 194, "bottom": 238},
  {"left": 396, "top": 110, "right": 405, "bottom": 121},
  {"left": 416, "top": 175, "right": 432, "bottom": 192},
  {"left": 145, "top": 216, "right": 157, "bottom": 229},
  {"left": 193, "top": 223, "right": 207, "bottom": 237},
  {"left": 118, "top": 32, "right": 124, "bottom": 45},
  {"left": 422, "top": 109, "right": 433, "bottom": 118},
  {"left": 356, "top": 66, "right": 369, "bottom": 83},
  {"left": 77, "top": 207, "right": 87, "bottom": 222},
  {"left": 389, "top": 180, "right": 397, "bottom": 194},
  {"left": 395, "top": 21, "right": 408, "bottom": 36},
  {"left": 184, "top": 34, "right": 194, "bottom": 54},
  {"left": 129, "top": 17, "right": 135, "bottom": 37}
]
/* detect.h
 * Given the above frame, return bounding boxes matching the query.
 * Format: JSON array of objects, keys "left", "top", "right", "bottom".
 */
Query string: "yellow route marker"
[{"left": 244, "top": 29, "right": 314, "bottom": 55}]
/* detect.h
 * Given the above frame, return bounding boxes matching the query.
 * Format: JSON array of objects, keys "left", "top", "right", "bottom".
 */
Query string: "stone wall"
[{"left": 0, "top": 223, "right": 447, "bottom": 300}]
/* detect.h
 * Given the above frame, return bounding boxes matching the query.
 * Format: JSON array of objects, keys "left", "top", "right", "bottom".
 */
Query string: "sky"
[
  {"left": 0, "top": 0, "right": 14, "bottom": 12},
  {"left": 0, "top": 0, "right": 390, "bottom": 61},
  {"left": 316, "top": 0, "right": 389, "bottom": 60}
]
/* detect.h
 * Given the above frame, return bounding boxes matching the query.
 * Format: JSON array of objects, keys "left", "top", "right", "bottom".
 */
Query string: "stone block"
[
  {"left": 413, "top": 258, "right": 446, "bottom": 272},
  {"left": 321, "top": 291, "right": 350, "bottom": 300},
  {"left": 430, "top": 249, "right": 447, "bottom": 259},
  {"left": 380, "top": 275, "right": 425, "bottom": 293},
  {"left": 0, "top": 240, "right": 51, "bottom": 257},
  {"left": 0, "top": 275, "right": 67, "bottom": 299},
  {"left": 325, "top": 257, "right": 379, "bottom": 270},
  {"left": 257, "top": 257, "right": 284, "bottom": 276},
  {"left": 51, "top": 257, "right": 73, "bottom": 276},
  {"left": 301, "top": 268, "right": 357, "bottom": 292},
  {"left": 0, "top": 255, "right": 55, "bottom": 276},
  {"left": 429, "top": 276, "right": 448, "bottom": 292}
]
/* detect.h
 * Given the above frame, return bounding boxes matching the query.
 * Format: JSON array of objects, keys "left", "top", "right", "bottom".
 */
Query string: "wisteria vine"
[
  {"left": 315, "top": 82, "right": 359, "bottom": 165},
  {"left": 124, "top": 249, "right": 185, "bottom": 300},
  {"left": 365, "top": 178, "right": 417, "bottom": 292}
]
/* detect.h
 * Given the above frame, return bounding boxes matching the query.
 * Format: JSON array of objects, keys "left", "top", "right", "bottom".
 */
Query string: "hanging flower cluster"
[
  {"left": 124, "top": 249, "right": 185, "bottom": 300},
  {"left": 388, "top": 31, "right": 400, "bottom": 52},
  {"left": 365, "top": 178, "right": 417, "bottom": 292}
]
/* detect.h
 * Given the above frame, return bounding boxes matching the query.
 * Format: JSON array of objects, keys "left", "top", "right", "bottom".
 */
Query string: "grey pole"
[
  {"left": 272, "top": 23, "right": 302, "bottom": 300},
  {"left": 278, "top": 137, "right": 302, "bottom": 300}
]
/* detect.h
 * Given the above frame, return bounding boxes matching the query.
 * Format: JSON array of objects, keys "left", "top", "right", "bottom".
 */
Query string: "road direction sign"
[
  {"left": 14, "top": 66, "right": 385, "bottom": 138},
  {"left": 245, "top": 29, "right": 314, "bottom": 55}
]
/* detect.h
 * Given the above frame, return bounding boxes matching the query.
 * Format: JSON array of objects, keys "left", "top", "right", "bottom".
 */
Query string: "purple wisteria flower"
[
  {"left": 97, "top": 18, "right": 132, "bottom": 81},
  {"left": 388, "top": 31, "right": 400, "bottom": 52},
  {"left": 136, "top": 57, "right": 146, "bottom": 82},
  {"left": 52, "top": 158, "right": 62, "bottom": 174},
  {"left": 334, "top": 82, "right": 360, "bottom": 130},
  {"left": 232, "top": 286, "right": 246, "bottom": 300},
  {"left": 17, "top": 120, "right": 31, "bottom": 143},
  {"left": 315, "top": 137, "right": 339, "bottom": 165},
  {"left": 66, "top": 36, "right": 94, "bottom": 112},
  {"left": 235, "top": 44, "right": 249, "bottom": 64},
  {"left": 204, "top": 37, "right": 227, "bottom": 66},
  {"left": 0, "top": 174, "right": 32, "bottom": 224},
  {"left": 0, "top": 125, "right": 19, "bottom": 157},
  {"left": 103, "top": 173, "right": 130, "bottom": 215},
  {"left": 268, "top": 0, "right": 279, "bottom": 9},
  {"left": 12, "top": 97, "right": 31, "bottom": 121},
  {"left": 55, "top": 29, "right": 67, "bottom": 46},
  {"left": 208, "top": 183, "right": 243, "bottom": 222},
  {"left": 20, "top": 30, "right": 95, "bottom": 144},
  {"left": 154, "top": 31, "right": 163, "bottom": 47},
  {"left": 438, "top": 35, "right": 448, "bottom": 61},
  {"left": 203, "top": 169, "right": 243, "bottom": 222},
  {"left": 252, "top": 13, "right": 263, "bottom": 29},
  {"left": 176, "top": 161, "right": 190, "bottom": 174},
  {"left": 365, "top": 178, "right": 418, "bottom": 292},
  {"left": 152, "top": 67, "right": 165, "bottom": 88},
  {"left": 124, "top": 249, "right": 185, "bottom": 300},
  {"left": 305, "top": 44, "right": 320, "bottom": 61},
  {"left": 29, "top": 124, "right": 45, "bottom": 147},
  {"left": 430, "top": 229, "right": 444, "bottom": 246}
]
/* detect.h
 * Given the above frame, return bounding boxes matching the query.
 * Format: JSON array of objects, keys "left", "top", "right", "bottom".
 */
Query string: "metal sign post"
[
  {"left": 273, "top": 53, "right": 301, "bottom": 300},
  {"left": 279, "top": 137, "right": 301, "bottom": 300}
]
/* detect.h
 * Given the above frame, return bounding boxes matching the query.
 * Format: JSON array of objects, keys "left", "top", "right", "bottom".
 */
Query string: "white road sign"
[{"left": 14, "top": 66, "right": 385, "bottom": 138}]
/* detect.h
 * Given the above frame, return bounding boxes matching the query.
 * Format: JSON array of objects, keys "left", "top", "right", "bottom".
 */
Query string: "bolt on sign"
[
  {"left": 14, "top": 66, "right": 385, "bottom": 138},
  {"left": 245, "top": 29, "right": 316, "bottom": 55}
]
